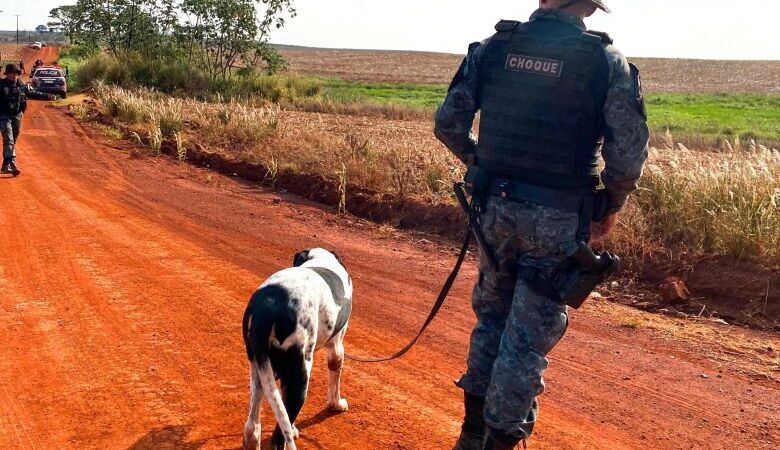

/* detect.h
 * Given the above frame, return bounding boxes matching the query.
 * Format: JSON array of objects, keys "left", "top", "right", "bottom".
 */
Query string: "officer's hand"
[{"left": 591, "top": 212, "right": 619, "bottom": 243}]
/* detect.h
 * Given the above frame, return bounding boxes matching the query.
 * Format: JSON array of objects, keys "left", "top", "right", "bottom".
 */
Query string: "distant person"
[
  {"left": 1, "top": 64, "right": 57, "bottom": 176},
  {"left": 19, "top": 60, "right": 25, "bottom": 75},
  {"left": 435, "top": 1, "right": 649, "bottom": 449}
]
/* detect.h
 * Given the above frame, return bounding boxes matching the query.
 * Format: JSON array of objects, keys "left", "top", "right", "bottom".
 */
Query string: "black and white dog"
[{"left": 242, "top": 248, "right": 352, "bottom": 450}]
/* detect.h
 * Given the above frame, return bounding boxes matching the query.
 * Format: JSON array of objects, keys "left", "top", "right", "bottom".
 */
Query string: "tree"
[
  {"left": 178, "top": 0, "right": 296, "bottom": 79},
  {"left": 49, "top": 0, "right": 297, "bottom": 78},
  {"left": 36, "top": 25, "right": 49, "bottom": 33}
]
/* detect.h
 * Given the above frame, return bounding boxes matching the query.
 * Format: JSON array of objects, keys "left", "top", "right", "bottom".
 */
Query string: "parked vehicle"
[
  {"left": 30, "top": 65, "right": 68, "bottom": 98},
  {"left": 30, "top": 42, "right": 42, "bottom": 50}
]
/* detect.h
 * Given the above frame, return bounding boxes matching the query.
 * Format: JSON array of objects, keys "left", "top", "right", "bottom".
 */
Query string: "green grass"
[
  {"left": 316, "top": 78, "right": 448, "bottom": 110},
  {"left": 646, "top": 93, "right": 780, "bottom": 147},
  {"left": 311, "top": 77, "right": 780, "bottom": 147}
]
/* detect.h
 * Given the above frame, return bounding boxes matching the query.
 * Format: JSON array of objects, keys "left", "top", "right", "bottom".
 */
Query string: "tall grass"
[
  {"left": 92, "top": 83, "right": 280, "bottom": 155},
  {"left": 624, "top": 145, "right": 780, "bottom": 259},
  {"left": 89, "top": 85, "right": 780, "bottom": 263}
]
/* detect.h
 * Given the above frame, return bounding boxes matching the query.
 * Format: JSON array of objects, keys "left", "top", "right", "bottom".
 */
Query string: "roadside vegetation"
[
  {"left": 87, "top": 84, "right": 780, "bottom": 265},
  {"left": 48, "top": 0, "right": 297, "bottom": 97},
  {"left": 44, "top": 2, "right": 778, "bottom": 327}
]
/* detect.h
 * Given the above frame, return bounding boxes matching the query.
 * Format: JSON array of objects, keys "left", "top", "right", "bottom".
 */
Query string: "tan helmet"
[
  {"left": 557, "top": 0, "right": 611, "bottom": 13},
  {"left": 589, "top": 0, "right": 611, "bottom": 13}
]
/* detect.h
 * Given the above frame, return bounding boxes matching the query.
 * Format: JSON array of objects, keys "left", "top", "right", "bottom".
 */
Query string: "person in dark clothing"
[
  {"left": 436, "top": 1, "right": 649, "bottom": 449},
  {"left": 1, "top": 64, "right": 57, "bottom": 176}
]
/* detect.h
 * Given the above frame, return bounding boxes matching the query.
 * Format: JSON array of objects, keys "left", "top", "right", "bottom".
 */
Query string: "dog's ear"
[
  {"left": 330, "top": 250, "right": 346, "bottom": 270},
  {"left": 293, "top": 249, "right": 311, "bottom": 267}
]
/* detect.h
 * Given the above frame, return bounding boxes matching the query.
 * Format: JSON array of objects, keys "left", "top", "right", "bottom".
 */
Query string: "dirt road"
[{"left": 1, "top": 47, "right": 778, "bottom": 450}]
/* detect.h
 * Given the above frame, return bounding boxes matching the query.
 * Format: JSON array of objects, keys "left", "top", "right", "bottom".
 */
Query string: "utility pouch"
[
  {"left": 592, "top": 188, "right": 611, "bottom": 222},
  {"left": 464, "top": 165, "right": 490, "bottom": 195},
  {"left": 548, "top": 242, "right": 621, "bottom": 309}
]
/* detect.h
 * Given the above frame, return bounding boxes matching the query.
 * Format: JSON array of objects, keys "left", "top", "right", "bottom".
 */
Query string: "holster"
[{"left": 522, "top": 242, "right": 621, "bottom": 309}]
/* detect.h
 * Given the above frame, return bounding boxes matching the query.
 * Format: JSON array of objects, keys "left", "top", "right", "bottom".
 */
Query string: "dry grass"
[
  {"left": 279, "top": 47, "right": 780, "bottom": 94},
  {"left": 90, "top": 84, "right": 780, "bottom": 263},
  {"left": 611, "top": 140, "right": 780, "bottom": 261}
]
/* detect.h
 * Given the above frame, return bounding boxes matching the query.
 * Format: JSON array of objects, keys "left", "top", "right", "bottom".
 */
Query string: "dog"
[{"left": 242, "top": 248, "right": 352, "bottom": 450}]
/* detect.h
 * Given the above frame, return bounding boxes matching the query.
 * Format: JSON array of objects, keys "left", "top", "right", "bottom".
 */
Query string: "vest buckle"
[{"left": 499, "top": 182, "right": 509, "bottom": 200}]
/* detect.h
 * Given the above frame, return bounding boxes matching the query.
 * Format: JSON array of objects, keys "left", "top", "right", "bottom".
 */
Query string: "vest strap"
[{"left": 493, "top": 20, "right": 521, "bottom": 41}]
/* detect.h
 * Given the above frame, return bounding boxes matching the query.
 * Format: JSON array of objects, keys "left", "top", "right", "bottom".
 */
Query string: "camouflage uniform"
[
  {"left": 1, "top": 77, "right": 54, "bottom": 170},
  {"left": 435, "top": 8, "right": 649, "bottom": 442}
]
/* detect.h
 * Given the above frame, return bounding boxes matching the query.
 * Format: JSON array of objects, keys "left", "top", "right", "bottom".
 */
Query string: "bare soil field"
[
  {"left": 0, "top": 43, "right": 23, "bottom": 62},
  {"left": 279, "top": 47, "right": 780, "bottom": 93}
]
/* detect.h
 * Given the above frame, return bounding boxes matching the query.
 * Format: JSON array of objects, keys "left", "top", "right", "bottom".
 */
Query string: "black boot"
[
  {"left": 0, "top": 158, "right": 9, "bottom": 173},
  {"left": 452, "top": 393, "right": 487, "bottom": 450},
  {"left": 483, "top": 427, "right": 524, "bottom": 450},
  {"left": 8, "top": 158, "right": 20, "bottom": 176}
]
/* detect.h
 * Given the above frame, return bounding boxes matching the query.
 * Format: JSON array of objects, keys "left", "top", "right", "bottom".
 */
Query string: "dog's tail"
[{"left": 243, "top": 287, "right": 299, "bottom": 450}]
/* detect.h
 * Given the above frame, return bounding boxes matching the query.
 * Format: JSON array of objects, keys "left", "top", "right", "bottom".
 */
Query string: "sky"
[{"left": 1, "top": 0, "right": 779, "bottom": 60}]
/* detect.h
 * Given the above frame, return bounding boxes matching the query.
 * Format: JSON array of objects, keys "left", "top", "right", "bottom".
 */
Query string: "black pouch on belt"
[
  {"left": 548, "top": 242, "right": 621, "bottom": 308},
  {"left": 592, "top": 188, "right": 611, "bottom": 223},
  {"left": 522, "top": 242, "right": 621, "bottom": 309}
]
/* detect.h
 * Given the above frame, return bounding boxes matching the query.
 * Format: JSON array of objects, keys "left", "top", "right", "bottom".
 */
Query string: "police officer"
[
  {"left": 435, "top": 1, "right": 649, "bottom": 449},
  {"left": 1, "top": 64, "right": 56, "bottom": 176}
]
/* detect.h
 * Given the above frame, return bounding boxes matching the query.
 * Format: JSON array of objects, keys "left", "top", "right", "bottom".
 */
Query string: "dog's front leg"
[
  {"left": 326, "top": 326, "right": 349, "bottom": 412},
  {"left": 243, "top": 363, "right": 263, "bottom": 450}
]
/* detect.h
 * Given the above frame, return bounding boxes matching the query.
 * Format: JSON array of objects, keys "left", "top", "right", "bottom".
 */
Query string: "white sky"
[{"left": 2, "top": 0, "right": 779, "bottom": 60}]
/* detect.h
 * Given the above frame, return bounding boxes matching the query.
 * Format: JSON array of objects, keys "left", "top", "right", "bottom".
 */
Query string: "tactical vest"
[
  {"left": 477, "top": 19, "right": 611, "bottom": 190},
  {"left": 0, "top": 79, "right": 26, "bottom": 116}
]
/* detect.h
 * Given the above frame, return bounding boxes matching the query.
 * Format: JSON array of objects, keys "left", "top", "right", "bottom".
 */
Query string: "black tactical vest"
[
  {"left": 0, "top": 79, "right": 26, "bottom": 116},
  {"left": 477, "top": 19, "right": 611, "bottom": 190}
]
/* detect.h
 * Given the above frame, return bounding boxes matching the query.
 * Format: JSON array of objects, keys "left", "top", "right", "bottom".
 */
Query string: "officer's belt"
[
  {"left": 486, "top": 178, "right": 593, "bottom": 213},
  {"left": 485, "top": 177, "right": 596, "bottom": 242}
]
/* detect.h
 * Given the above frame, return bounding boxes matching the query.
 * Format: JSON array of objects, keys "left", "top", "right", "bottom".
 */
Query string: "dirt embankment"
[{"left": 88, "top": 109, "right": 780, "bottom": 332}]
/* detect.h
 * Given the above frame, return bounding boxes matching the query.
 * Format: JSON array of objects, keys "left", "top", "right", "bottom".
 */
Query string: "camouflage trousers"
[
  {"left": 1, "top": 113, "right": 23, "bottom": 160},
  {"left": 458, "top": 196, "right": 576, "bottom": 440}
]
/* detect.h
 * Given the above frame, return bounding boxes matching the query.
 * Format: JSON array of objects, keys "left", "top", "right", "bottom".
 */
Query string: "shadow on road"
[{"left": 126, "top": 424, "right": 241, "bottom": 450}]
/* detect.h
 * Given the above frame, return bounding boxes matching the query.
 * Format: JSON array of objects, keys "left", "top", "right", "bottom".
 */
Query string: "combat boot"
[
  {"left": 8, "top": 158, "right": 20, "bottom": 176},
  {"left": 0, "top": 158, "right": 9, "bottom": 173},
  {"left": 483, "top": 428, "right": 525, "bottom": 450},
  {"left": 452, "top": 393, "right": 487, "bottom": 450}
]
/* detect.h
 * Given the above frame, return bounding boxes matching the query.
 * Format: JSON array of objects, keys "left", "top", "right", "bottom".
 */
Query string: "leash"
[{"left": 345, "top": 192, "right": 475, "bottom": 363}]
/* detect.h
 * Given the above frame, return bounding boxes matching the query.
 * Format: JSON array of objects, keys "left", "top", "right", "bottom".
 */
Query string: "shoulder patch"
[{"left": 585, "top": 30, "right": 613, "bottom": 45}]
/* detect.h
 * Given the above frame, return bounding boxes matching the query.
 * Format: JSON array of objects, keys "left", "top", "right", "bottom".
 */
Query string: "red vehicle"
[{"left": 30, "top": 65, "right": 68, "bottom": 98}]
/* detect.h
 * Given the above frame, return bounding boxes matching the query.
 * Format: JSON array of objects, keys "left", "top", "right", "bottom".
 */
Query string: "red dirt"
[{"left": 1, "top": 46, "right": 779, "bottom": 450}]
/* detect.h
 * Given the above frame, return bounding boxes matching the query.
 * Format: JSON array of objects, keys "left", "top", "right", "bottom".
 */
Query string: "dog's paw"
[
  {"left": 292, "top": 424, "right": 300, "bottom": 439},
  {"left": 329, "top": 398, "right": 349, "bottom": 412},
  {"left": 243, "top": 434, "right": 260, "bottom": 450}
]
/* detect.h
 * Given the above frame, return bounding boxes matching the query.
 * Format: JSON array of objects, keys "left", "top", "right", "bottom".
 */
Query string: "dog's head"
[{"left": 293, "top": 248, "right": 346, "bottom": 270}]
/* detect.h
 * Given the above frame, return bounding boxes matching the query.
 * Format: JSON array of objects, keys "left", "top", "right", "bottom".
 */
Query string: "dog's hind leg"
[
  {"left": 271, "top": 346, "right": 312, "bottom": 450},
  {"left": 243, "top": 362, "right": 263, "bottom": 450},
  {"left": 326, "top": 326, "right": 349, "bottom": 412}
]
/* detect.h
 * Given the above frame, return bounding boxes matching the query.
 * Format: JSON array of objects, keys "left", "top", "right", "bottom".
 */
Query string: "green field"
[
  {"left": 318, "top": 78, "right": 448, "bottom": 110},
  {"left": 316, "top": 78, "right": 780, "bottom": 147},
  {"left": 646, "top": 93, "right": 780, "bottom": 145}
]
